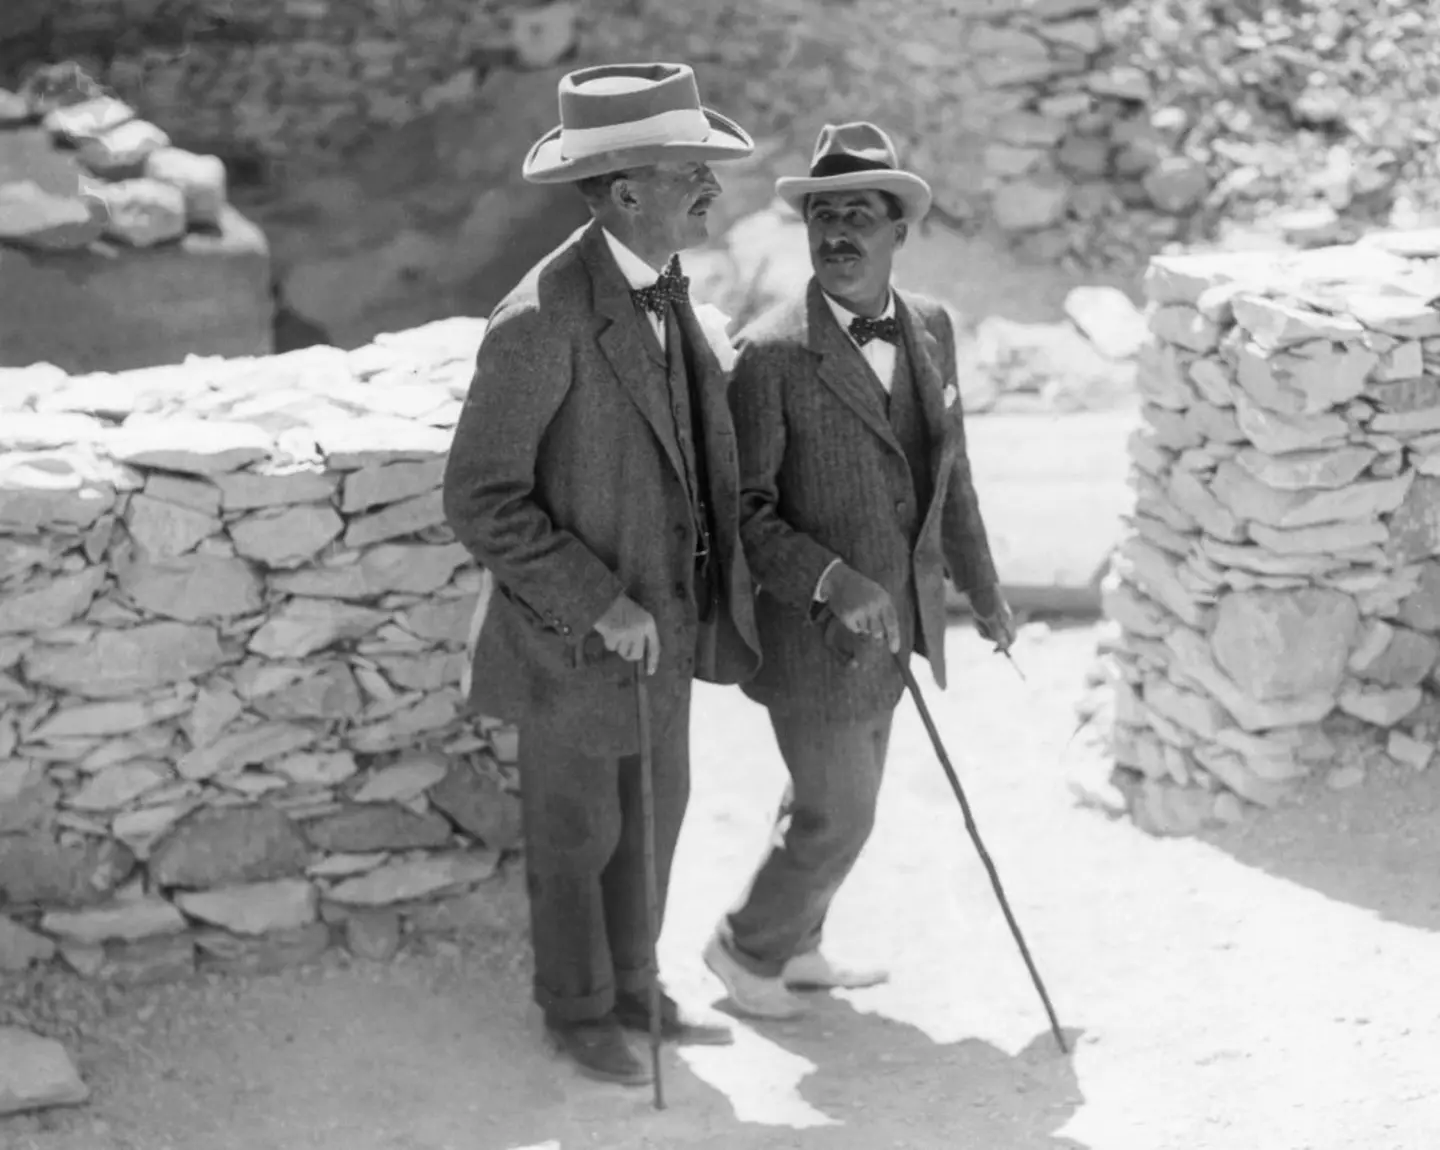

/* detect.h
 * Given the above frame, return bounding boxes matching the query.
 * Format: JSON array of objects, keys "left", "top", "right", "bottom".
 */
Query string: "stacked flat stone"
[
  {"left": 1, "top": 63, "right": 233, "bottom": 253},
  {"left": 0, "top": 317, "right": 525, "bottom": 980},
  {"left": 1098, "top": 233, "right": 1440, "bottom": 835}
]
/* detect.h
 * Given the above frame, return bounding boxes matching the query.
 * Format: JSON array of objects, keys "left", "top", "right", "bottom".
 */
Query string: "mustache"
[{"left": 818, "top": 241, "right": 862, "bottom": 259}]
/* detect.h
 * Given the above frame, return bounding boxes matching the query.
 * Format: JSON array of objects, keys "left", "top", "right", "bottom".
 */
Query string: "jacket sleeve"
[
  {"left": 730, "top": 338, "right": 842, "bottom": 613},
  {"left": 442, "top": 303, "right": 626, "bottom": 637},
  {"left": 933, "top": 307, "right": 1001, "bottom": 602}
]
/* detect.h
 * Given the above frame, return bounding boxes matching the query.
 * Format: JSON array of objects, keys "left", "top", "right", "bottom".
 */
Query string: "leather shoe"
[
  {"left": 703, "top": 935, "right": 807, "bottom": 1020},
  {"left": 615, "top": 990, "right": 734, "bottom": 1046},
  {"left": 544, "top": 1016, "right": 652, "bottom": 1086}
]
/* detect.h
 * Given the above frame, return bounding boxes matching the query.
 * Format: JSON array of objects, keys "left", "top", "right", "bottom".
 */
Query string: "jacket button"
[
  {"left": 673, "top": 581, "right": 687, "bottom": 599},
  {"left": 894, "top": 499, "right": 906, "bottom": 513}
]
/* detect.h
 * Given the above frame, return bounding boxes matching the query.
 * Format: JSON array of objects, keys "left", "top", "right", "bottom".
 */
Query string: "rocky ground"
[{"left": 3, "top": 623, "right": 1439, "bottom": 1150}]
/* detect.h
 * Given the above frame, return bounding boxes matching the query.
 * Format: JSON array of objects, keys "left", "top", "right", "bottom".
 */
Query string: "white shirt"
[
  {"left": 824, "top": 289, "right": 898, "bottom": 392},
  {"left": 602, "top": 228, "right": 670, "bottom": 353}
]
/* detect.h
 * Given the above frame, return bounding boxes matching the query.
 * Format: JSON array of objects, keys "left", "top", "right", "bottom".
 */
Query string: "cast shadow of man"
[{"left": 716, "top": 991, "right": 1089, "bottom": 1150}]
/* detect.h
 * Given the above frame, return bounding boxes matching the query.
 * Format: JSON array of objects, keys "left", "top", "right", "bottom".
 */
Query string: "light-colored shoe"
[
  {"left": 782, "top": 949, "right": 889, "bottom": 990},
  {"left": 703, "top": 936, "right": 808, "bottom": 1020}
]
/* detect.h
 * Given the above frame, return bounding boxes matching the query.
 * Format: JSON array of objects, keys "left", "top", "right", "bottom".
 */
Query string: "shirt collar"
[
  {"left": 601, "top": 228, "right": 665, "bottom": 290},
  {"left": 823, "top": 289, "right": 896, "bottom": 336}
]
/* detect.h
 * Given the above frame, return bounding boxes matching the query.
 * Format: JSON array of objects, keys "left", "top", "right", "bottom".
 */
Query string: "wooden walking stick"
[
  {"left": 892, "top": 652, "right": 1069, "bottom": 1055},
  {"left": 633, "top": 663, "right": 666, "bottom": 1109}
]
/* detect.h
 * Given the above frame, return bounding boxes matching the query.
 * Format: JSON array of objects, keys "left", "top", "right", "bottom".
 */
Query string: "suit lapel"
[
  {"left": 896, "top": 292, "right": 950, "bottom": 448},
  {"left": 805, "top": 280, "right": 902, "bottom": 455},
  {"left": 582, "top": 223, "right": 686, "bottom": 483}
]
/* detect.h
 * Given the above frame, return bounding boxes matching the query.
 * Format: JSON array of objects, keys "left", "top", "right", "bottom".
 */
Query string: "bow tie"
[
  {"left": 848, "top": 315, "right": 900, "bottom": 347},
  {"left": 631, "top": 255, "right": 690, "bottom": 317}
]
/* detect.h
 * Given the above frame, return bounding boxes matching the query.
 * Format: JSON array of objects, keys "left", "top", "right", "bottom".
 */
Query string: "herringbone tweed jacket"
[
  {"left": 442, "top": 221, "right": 761, "bottom": 754},
  {"left": 729, "top": 279, "right": 1001, "bottom": 723}
]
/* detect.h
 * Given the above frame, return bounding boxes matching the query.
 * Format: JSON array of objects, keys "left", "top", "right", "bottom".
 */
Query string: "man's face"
[
  {"left": 806, "top": 190, "right": 906, "bottom": 308},
  {"left": 620, "top": 161, "right": 723, "bottom": 256}
]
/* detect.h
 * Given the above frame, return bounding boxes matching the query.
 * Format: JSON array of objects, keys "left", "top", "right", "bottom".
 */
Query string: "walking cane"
[
  {"left": 633, "top": 664, "right": 666, "bottom": 1109},
  {"left": 892, "top": 652, "right": 1069, "bottom": 1056}
]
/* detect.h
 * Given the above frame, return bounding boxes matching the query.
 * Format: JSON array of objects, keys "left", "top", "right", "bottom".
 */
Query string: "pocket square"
[{"left": 943, "top": 383, "right": 959, "bottom": 409}]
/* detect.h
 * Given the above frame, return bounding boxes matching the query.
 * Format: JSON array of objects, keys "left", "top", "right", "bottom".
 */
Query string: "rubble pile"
[
  {"left": 1096, "top": 232, "right": 1440, "bottom": 835},
  {"left": 0, "top": 318, "right": 524, "bottom": 982}
]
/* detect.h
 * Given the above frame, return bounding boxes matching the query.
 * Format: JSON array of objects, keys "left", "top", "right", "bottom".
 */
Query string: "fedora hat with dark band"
[
  {"left": 523, "top": 62, "right": 755, "bottom": 184},
  {"left": 776, "top": 121, "right": 933, "bottom": 224}
]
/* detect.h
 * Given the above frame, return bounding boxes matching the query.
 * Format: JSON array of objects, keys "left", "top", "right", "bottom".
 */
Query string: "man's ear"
[
  {"left": 612, "top": 176, "right": 641, "bottom": 213},
  {"left": 894, "top": 221, "right": 909, "bottom": 249}
]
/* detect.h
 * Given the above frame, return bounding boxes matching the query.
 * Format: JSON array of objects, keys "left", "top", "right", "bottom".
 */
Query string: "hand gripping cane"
[
  {"left": 892, "top": 652, "right": 1068, "bottom": 1055},
  {"left": 633, "top": 664, "right": 666, "bottom": 1109}
]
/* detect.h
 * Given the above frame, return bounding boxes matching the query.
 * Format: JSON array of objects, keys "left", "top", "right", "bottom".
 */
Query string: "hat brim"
[
  {"left": 523, "top": 108, "right": 755, "bottom": 185},
  {"left": 776, "top": 170, "right": 933, "bottom": 224}
]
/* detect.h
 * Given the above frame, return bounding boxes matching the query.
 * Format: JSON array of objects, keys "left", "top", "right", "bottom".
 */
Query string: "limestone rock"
[
  {"left": 1230, "top": 294, "right": 1365, "bottom": 351},
  {"left": 176, "top": 722, "right": 317, "bottom": 781},
  {"left": 252, "top": 663, "right": 364, "bottom": 721},
  {"left": 1350, "top": 623, "right": 1440, "bottom": 687},
  {"left": 213, "top": 467, "right": 339, "bottom": 511},
  {"left": 273, "top": 750, "right": 359, "bottom": 787},
  {"left": 343, "top": 489, "right": 446, "bottom": 548},
  {"left": 0, "top": 450, "right": 124, "bottom": 531},
  {"left": 1210, "top": 589, "right": 1359, "bottom": 701},
  {"left": 99, "top": 178, "right": 187, "bottom": 247},
  {"left": 108, "top": 420, "right": 273, "bottom": 475},
  {"left": 312, "top": 417, "right": 450, "bottom": 469},
  {"left": 118, "top": 551, "right": 263, "bottom": 621},
  {"left": 0, "top": 180, "right": 104, "bottom": 250},
  {"left": 1233, "top": 394, "right": 1349, "bottom": 455},
  {"left": 1149, "top": 305, "right": 1220, "bottom": 353},
  {"left": 1233, "top": 445, "right": 1377, "bottom": 491},
  {"left": 270, "top": 542, "right": 469, "bottom": 599},
  {"left": 339, "top": 458, "right": 446, "bottom": 512},
  {"left": 396, "top": 597, "right": 475, "bottom": 643},
  {"left": 353, "top": 753, "right": 449, "bottom": 804},
  {"left": 40, "top": 896, "right": 186, "bottom": 945},
  {"left": 326, "top": 850, "right": 497, "bottom": 907},
  {"left": 123, "top": 492, "right": 222, "bottom": 558},
  {"left": 1387, "top": 477, "right": 1440, "bottom": 564},
  {"left": 0, "top": 833, "right": 135, "bottom": 907},
  {"left": 176, "top": 878, "right": 317, "bottom": 936},
  {"left": 66, "top": 763, "right": 170, "bottom": 811},
  {"left": 43, "top": 95, "right": 133, "bottom": 142},
  {"left": 0, "top": 568, "right": 105, "bottom": 633},
  {"left": 0, "top": 1028, "right": 89, "bottom": 1116},
  {"left": 78, "top": 118, "right": 171, "bottom": 178},
  {"left": 1387, "top": 730, "right": 1434, "bottom": 771},
  {"left": 148, "top": 804, "right": 311, "bottom": 889},
  {"left": 0, "top": 915, "right": 56, "bottom": 971},
  {"left": 23, "top": 622, "right": 225, "bottom": 697},
  {"left": 993, "top": 177, "right": 1069, "bottom": 231},
  {"left": 1063, "top": 285, "right": 1148, "bottom": 360},
  {"left": 1337, "top": 684, "right": 1422, "bottom": 726},
  {"left": 230, "top": 504, "right": 344, "bottom": 568},
  {"left": 143, "top": 146, "right": 226, "bottom": 225},
  {"left": 303, "top": 803, "right": 453, "bottom": 853},
  {"left": 1142, "top": 157, "right": 1210, "bottom": 213},
  {"left": 248, "top": 599, "right": 387, "bottom": 659},
  {"left": 512, "top": 1, "right": 579, "bottom": 68},
  {"left": 1396, "top": 562, "right": 1440, "bottom": 631},
  {"left": 428, "top": 759, "right": 523, "bottom": 850},
  {"left": 344, "top": 909, "right": 402, "bottom": 960},
  {"left": 63, "top": 932, "right": 195, "bottom": 985}
]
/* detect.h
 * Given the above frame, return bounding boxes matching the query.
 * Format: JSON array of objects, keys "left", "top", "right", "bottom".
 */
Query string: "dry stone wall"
[
  {"left": 1097, "top": 232, "right": 1440, "bottom": 836},
  {"left": 0, "top": 318, "right": 524, "bottom": 980}
]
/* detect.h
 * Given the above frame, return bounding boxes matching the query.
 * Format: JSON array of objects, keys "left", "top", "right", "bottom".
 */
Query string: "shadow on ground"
[{"left": 1197, "top": 763, "right": 1440, "bottom": 935}]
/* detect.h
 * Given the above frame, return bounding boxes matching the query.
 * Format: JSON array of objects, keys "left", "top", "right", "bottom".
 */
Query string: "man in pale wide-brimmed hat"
[
  {"left": 442, "top": 63, "right": 762, "bottom": 1086},
  {"left": 702, "top": 122, "right": 1016, "bottom": 1019}
]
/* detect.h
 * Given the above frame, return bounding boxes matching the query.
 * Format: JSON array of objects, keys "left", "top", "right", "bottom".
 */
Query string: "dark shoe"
[
  {"left": 615, "top": 989, "right": 735, "bottom": 1046},
  {"left": 544, "top": 1016, "right": 653, "bottom": 1086}
]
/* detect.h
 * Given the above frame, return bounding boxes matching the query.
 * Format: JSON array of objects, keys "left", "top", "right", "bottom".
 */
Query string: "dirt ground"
[{"left": 5, "top": 622, "right": 1440, "bottom": 1150}]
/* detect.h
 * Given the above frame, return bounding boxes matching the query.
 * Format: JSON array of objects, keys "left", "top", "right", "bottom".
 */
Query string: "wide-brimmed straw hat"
[
  {"left": 776, "top": 121, "right": 933, "bottom": 224},
  {"left": 523, "top": 62, "right": 754, "bottom": 185}
]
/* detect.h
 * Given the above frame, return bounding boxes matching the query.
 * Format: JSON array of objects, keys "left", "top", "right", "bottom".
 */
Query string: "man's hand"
[
  {"left": 593, "top": 594, "right": 660, "bottom": 675},
  {"left": 820, "top": 563, "right": 901, "bottom": 654},
  {"left": 969, "top": 585, "right": 1017, "bottom": 653}
]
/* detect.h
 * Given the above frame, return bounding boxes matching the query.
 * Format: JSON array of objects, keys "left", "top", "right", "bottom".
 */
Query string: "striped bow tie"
[
  {"left": 632, "top": 255, "right": 690, "bottom": 317},
  {"left": 849, "top": 315, "right": 900, "bottom": 347}
]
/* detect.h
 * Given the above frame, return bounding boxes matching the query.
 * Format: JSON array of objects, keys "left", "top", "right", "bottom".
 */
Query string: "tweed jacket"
[
  {"left": 442, "top": 220, "right": 761, "bottom": 754},
  {"left": 730, "top": 279, "right": 1000, "bottom": 722}
]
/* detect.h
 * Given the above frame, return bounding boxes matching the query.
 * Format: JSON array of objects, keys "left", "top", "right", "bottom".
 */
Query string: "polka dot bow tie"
[
  {"left": 631, "top": 255, "right": 690, "bottom": 317},
  {"left": 849, "top": 315, "right": 901, "bottom": 347}
]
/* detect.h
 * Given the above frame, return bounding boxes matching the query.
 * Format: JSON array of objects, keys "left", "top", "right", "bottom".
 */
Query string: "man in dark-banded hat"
[
  {"left": 442, "top": 63, "right": 761, "bottom": 1085},
  {"left": 703, "top": 122, "right": 1014, "bottom": 1019}
]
